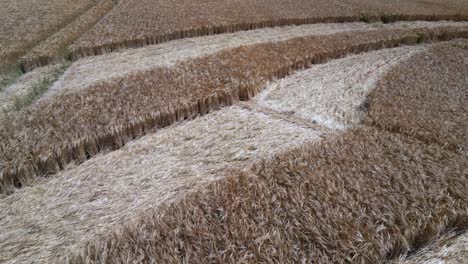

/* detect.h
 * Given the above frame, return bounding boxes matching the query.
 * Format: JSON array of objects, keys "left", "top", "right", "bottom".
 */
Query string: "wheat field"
[
  {"left": 18, "top": 0, "right": 115, "bottom": 72},
  {"left": 0, "top": 1, "right": 467, "bottom": 263},
  {"left": 2, "top": 24, "right": 467, "bottom": 194},
  {"left": 60, "top": 40, "right": 466, "bottom": 264},
  {"left": 0, "top": 0, "right": 98, "bottom": 70},
  {"left": 70, "top": 0, "right": 468, "bottom": 59}
]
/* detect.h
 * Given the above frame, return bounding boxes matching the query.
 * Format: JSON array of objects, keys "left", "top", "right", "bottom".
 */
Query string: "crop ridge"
[
  {"left": 18, "top": 0, "right": 116, "bottom": 72},
  {"left": 0, "top": 0, "right": 97, "bottom": 72},
  {"left": 364, "top": 41, "right": 468, "bottom": 154},
  {"left": 69, "top": 14, "right": 468, "bottom": 61},
  {"left": 0, "top": 26, "right": 467, "bottom": 194},
  {"left": 52, "top": 21, "right": 467, "bottom": 97},
  {"left": 69, "top": 125, "right": 468, "bottom": 263},
  {"left": 0, "top": 105, "right": 325, "bottom": 263}
]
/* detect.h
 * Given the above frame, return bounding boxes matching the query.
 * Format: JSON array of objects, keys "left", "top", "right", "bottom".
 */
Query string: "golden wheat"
[
  {"left": 69, "top": 0, "right": 468, "bottom": 59},
  {"left": 255, "top": 45, "right": 426, "bottom": 129},
  {"left": 396, "top": 231, "right": 468, "bottom": 263},
  {"left": 0, "top": 0, "right": 97, "bottom": 71},
  {"left": 365, "top": 40, "right": 468, "bottom": 153},
  {"left": 4, "top": 42, "right": 466, "bottom": 258},
  {"left": 18, "top": 0, "right": 115, "bottom": 72},
  {"left": 1, "top": 25, "right": 467, "bottom": 194},
  {"left": 0, "top": 106, "right": 327, "bottom": 263},
  {"left": 51, "top": 21, "right": 467, "bottom": 98},
  {"left": 70, "top": 126, "right": 468, "bottom": 263}
]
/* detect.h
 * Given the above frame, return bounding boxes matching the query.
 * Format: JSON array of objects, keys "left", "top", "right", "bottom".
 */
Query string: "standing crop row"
[
  {"left": 70, "top": 125, "right": 468, "bottom": 263},
  {"left": 0, "top": 0, "right": 97, "bottom": 71},
  {"left": 70, "top": 0, "right": 468, "bottom": 59},
  {"left": 1, "top": 25, "right": 467, "bottom": 194},
  {"left": 19, "top": 0, "right": 116, "bottom": 72}
]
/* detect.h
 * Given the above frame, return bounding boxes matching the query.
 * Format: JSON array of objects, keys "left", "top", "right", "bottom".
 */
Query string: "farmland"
[
  {"left": 255, "top": 45, "right": 425, "bottom": 129},
  {"left": 398, "top": 231, "right": 468, "bottom": 263},
  {"left": 47, "top": 21, "right": 463, "bottom": 96},
  {"left": 0, "top": 0, "right": 467, "bottom": 263},
  {"left": 19, "top": 0, "right": 115, "bottom": 71},
  {"left": 0, "top": 0, "right": 99, "bottom": 70},
  {"left": 2, "top": 23, "right": 467, "bottom": 194},
  {"left": 68, "top": 42, "right": 468, "bottom": 263},
  {"left": 70, "top": 0, "right": 468, "bottom": 59},
  {"left": 71, "top": 126, "right": 466, "bottom": 263}
]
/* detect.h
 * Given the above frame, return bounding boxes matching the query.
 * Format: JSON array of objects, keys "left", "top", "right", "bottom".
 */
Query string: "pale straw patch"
[
  {"left": 255, "top": 45, "right": 427, "bottom": 129},
  {"left": 45, "top": 21, "right": 467, "bottom": 98},
  {"left": 397, "top": 231, "right": 468, "bottom": 264},
  {"left": 0, "top": 106, "right": 325, "bottom": 263}
]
